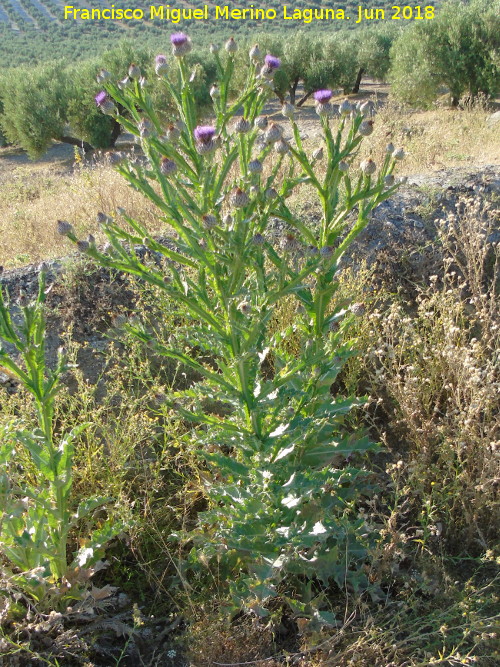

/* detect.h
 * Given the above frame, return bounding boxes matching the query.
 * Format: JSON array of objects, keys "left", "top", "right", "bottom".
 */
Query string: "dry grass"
[{"left": 0, "top": 99, "right": 499, "bottom": 268}]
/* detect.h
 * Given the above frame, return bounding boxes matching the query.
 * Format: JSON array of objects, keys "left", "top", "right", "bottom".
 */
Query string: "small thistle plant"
[
  {"left": 0, "top": 270, "right": 125, "bottom": 605},
  {"left": 62, "top": 33, "right": 404, "bottom": 620}
]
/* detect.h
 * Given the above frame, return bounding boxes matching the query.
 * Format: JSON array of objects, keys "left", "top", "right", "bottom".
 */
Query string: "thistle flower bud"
[
  {"left": 360, "top": 158, "right": 376, "bottom": 175},
  {"left": 248, "top": 159, "right": 263, "bottom": 174},
  {"left": 249, "top": 185, "right": 259, "bottom": 197},
  {"left": 282, "top": 103, "right": 295, "bottom": 119},
  {"left": 359, "top": 120, "right": 374, "bottom": 137},
  {"left": 265, "top": 187, "right": 278, "bottom": 201},
  {"left": 171, "top": 32, "right": 192, "bottom": 57},
  {"left": 312, "top": 147, "right": 324, "bottom": 161},
  {"left": 307, "top": 245, "right": 320, "bottom": 257},
  {"left": 338, "top": 160, "right": 349, "bottom": 172},
  {"left": 275, "top": 139, "right": 290, "bottom": 155},
  {"left": 252, "top": 233, "right": 265, "bottom": 245},
  {"left": 210, "top": 84, "right": 220, "bottom": 99},
  {"left": 255, "top": 116, "right": 268, "bottom": 130},
  {"left": 97, "top": 211, "right": 114, "bottom": 231},
  {"left": 359, "top": 101, "right": 373, "bottom": 117},
  {"left": 315, "top": 103, "right": 332, "bottom": 117},
  {"left": 230, "top": 187, "right": 249, "bottom": 208},
  {"left": 280, "top": 233, "right": 299, "bottom": 252},
  {"left": 223, "top": 214, "right": 233, "bottom": 227},
  {"left": 160, "top": 157, "right": 177, "bottom": 176},
  {"left": 202, "top": 214, "right": 217, "bottom": 229},
  {"left": 350, "top": 302, "right": 366, "bottom": 316},
  {"left": 77, "top": 240, "right": 90, "bottom": 253},
  {"left": 384, "top": 174, "right": 395, "bottom": 187},
  {"left": 328, "top": 320, "right": 340, "bottom": 332},
  {"left": 233, "top": 117, "right": 251, "bottom": 134},
  {"left": 165, "top": 124, "right": 181, "bottom": 142},
  {"left": 264, "top": 122, "right": 283, "bottom": 144},
  {"left": 118, "top": 76, "right": 131, "bottom": 90},
  {"left": 386, "top": 142, "right": 395, "bottom": 154},
  {"left": 209, "top": 43, "right": 219, "bottom": 54},
  {"left": 87, "top": 234, "right": 95, "bottom": 245},
  {"left": 339, "top": 98, "right": 352, "bottom": 115},
  {"left": 225, "top": 37, "right": 237, "bottom": 53},
  {"left": 57, "top": 220, "right": 73, "bottom": 236},
  {"left": 237, "top": 300, "right": 251, "bottom": 315},
  {"left": 128, "top": 63, "right": 141, "bottom": 80},
  {"left": 249, "top": 44, "right": 261, "bottom": 61},
  {"left": 96, "top": 69, "right": 111, "bottom": 83},
  {"left": 138, "top": 119, "right": 152, "bottom": 138},
  {"left": 320, "top": 245, "right": 334, "bottom": 258},
  {"left": 155, "top": 55, "right": 168, "bottom": 77},
  {"left": 392, "top": 147, "right": 405, "bottom": 161}
]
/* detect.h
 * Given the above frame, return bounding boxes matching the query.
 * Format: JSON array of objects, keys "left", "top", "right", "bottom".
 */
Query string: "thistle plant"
[
  {"left": 0, "top": 269, "right": 125, "bottom": 605},
  {"left": 62, "top": 33, "right": 403, "bottom": 619}
]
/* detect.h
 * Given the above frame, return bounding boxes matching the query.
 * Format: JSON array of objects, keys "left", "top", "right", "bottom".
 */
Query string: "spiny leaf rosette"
[{"left": 63, "top": 34, "right": 404, "bottom": 621}]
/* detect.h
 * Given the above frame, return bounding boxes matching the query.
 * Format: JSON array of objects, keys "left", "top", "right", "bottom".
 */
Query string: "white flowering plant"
[
  {"left": 0, "top": 269, "right": 126, "bottom": 605},
  {"left": 62, "top": 33, "right": 404, "bottom": 620}
]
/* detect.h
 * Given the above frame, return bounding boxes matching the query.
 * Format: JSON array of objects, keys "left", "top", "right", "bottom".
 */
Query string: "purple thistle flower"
[
  {"left": 314, "top": 90, "right": 333, "bottom": 104},
  {"left": 156, "top": 54, "right": 167, "bottom": 64},
  {"left": 264, "top": 54, "right": 281, "bottom": 70},
  {"left": 95, "top": 91, "right": 107, "bottom": 107},
  {"left": 170, "top": 32, "right": 188, "bottom": 46},
  {"left": 194, "top": 125, "right": 216, "bottom": 144}
]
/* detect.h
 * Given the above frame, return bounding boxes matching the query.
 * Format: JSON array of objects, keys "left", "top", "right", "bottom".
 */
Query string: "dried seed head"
[
  {"left": 248, "top": 159, "right": 263, "bottom": 174},
  {"left": 225, "top": 37, "right": 237, "bottom": 53},
  {"left": 255, "top": 116, "right": 268, "bottom": 130},
  {"left": 57, "top": 220, "right": 73, "bottom": 236},
  {"left": 160, "top": 157, "right": 177, "bottom": 176},
  {"left": 359, "top": 120, "right": 374, "bottom": 136},
  {"left": 274, "top": 139, "right": 290, "bottom": 155},
  {"left": 233, "top": 117, "right": 251, "bottom": 134},
  {"left": 202, "top": 214, "right": 217, "bottom": 229},
  {"left": 360, "top": 158, "right": 376, "bottom": 175},
  {"left": 230, "top": 187, "right": 249, "bottom": 208}
]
